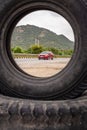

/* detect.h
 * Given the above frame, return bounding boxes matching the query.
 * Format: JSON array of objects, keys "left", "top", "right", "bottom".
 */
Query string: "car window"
[{"left": 40, "top": 52, "right": 48, "bottom": 54}]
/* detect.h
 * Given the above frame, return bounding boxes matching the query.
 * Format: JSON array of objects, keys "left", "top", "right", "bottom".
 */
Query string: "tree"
[
  {"left": 12, "top": 46, "right": 23, "bottom": 53},
  {"left": 30, "top": 44, "right": 43, "bottom": 54}
]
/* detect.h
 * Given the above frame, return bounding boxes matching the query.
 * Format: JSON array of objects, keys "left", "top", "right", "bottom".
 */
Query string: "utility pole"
[{"left": 35, "top": 37, "right": 40, "bottom": 47}]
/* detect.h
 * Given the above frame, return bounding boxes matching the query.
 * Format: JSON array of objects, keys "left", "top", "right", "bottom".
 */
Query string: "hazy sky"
[{"left": 17, "top": 10, "right": 74, "bottom": 41}]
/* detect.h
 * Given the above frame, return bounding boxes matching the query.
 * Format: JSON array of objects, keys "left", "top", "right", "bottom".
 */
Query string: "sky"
[{"left": 17, "top": 10, "right": 74, "bottom": 41}]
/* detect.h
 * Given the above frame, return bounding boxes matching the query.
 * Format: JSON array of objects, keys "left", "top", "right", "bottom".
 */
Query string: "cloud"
[{"left": 17, "top": 10, "right": 74, "bottom": 41}]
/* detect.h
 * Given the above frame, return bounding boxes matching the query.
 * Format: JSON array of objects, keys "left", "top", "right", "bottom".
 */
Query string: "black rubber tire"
[
  {"left": 0, "top": 93, "right": 87, "bottom": 130},
  {"left": 0, "top": 0, "right": 87, "bottom": 100}
]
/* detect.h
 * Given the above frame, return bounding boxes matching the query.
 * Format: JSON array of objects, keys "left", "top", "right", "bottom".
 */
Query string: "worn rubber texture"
[
  {"left": 0, "top": 0, "right": 87, "bottom": 100},
  {"left": 0, "top": 93, "right": 87, "bottom": 130}
]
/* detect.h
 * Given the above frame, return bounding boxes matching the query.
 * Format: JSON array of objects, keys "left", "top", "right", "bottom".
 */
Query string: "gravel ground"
[{"left": 15, "top": 58, "right": 70, "bottom": 77}]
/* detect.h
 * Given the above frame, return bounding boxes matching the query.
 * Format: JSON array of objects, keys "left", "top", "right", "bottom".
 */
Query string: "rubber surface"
[
  {"left": 0, "top": 0, "right": 87, "bottom": 100},
  {"left": 0, "top": 93, "right": 87, "bottom": 130}
]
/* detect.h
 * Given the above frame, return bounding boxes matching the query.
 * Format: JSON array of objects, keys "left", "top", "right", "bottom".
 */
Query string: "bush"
[
  {"left": 12, "top": 44, "right": 73, "bottom": 56},
  {"left": 30, "top": 44, "right": 43, "bottom": 54},
  {"left": 12, "top": 46, "right": 23, "bottom": 53}
]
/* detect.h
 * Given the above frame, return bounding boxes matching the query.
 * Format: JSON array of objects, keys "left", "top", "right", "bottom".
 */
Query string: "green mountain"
[{"left": 11, "top": 24, "right": 74, "bottom": 50}]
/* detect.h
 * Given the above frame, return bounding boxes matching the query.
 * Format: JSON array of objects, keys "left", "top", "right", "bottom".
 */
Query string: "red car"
[{"left": 38, "top": 51, "right": 54, "bottom": 60}]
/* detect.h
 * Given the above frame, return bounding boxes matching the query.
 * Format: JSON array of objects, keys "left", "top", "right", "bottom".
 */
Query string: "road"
[{"left": 15, "top": 58, "right": 70, "bottom": 77}]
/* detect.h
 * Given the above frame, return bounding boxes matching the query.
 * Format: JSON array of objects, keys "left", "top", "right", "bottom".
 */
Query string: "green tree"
[
  {"left": 11, "top": 47, "right": 15, "bottom": 52},
  {"left": 12, "top": 46, "right": 23, "bottom": 53},
  {"left": 26, "top": 48, "right": 32, "bottom": 54},
  {"left": 49, "top": 47, "right": 58, "bottom": 55},
  {"left": 30, "top": 44, "right": 43, "bottom": 54}
]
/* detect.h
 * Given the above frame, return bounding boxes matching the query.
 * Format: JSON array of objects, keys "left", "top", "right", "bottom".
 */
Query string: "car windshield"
[{"left": 40, "top": 51, "right": 51, "bottom": 54}]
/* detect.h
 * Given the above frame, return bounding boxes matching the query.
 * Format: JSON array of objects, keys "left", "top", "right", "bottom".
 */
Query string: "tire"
[
  {"left": 0, "top": 0, "right": 87, "bottom": 100},
  {"left": 0, "top": 93, "right": 87, "bottom": 129}
]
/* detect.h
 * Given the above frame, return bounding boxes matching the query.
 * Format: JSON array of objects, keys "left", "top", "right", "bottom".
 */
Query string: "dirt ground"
[{"left": 15, "top": 58, "right": 70, "bottom": 77}]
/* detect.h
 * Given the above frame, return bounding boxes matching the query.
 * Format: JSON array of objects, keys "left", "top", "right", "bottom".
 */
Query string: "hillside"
[{"left": 11, "top": 24, "right": 74, "bottom": 50}]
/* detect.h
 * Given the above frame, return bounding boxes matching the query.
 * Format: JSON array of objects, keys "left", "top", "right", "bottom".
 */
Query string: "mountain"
[{"left": 11, "top": 24, "right": 74, "bottom": 50}]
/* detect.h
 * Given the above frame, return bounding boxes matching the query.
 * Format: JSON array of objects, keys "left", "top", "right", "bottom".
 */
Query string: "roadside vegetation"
[{"left": 11, "top": 44, "right": 73, "bottom": 58}]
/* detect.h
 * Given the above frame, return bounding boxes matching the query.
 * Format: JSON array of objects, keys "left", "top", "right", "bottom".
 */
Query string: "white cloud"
[{"left": 17, "top": 10, "right": 74, "bottom": 41}]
